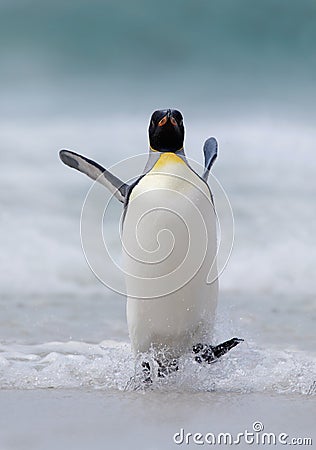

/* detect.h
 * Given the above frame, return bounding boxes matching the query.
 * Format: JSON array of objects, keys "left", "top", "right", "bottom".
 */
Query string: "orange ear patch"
[{"left": 158, "top": 116, "right": 168, "bottom": 127}]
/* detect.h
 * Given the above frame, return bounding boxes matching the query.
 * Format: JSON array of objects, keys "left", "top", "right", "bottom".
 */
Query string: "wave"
[{"left": 0, "top": 340, "right": 315, "bottom": 394}]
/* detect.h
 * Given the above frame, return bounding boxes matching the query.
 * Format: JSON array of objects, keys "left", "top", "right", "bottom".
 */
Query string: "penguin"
[{"left": 59, "top": 109, "right": 243, "bottom": 379}]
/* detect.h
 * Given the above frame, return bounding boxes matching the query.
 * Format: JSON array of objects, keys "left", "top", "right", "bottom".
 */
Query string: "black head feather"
[{"left": 149, "top": 109, "right": 184, "bottom": 152}]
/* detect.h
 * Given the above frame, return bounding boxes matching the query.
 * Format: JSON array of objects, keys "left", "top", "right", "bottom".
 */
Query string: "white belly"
[{"left": 122, "top": 153, "right": 218, "bottom": 357}]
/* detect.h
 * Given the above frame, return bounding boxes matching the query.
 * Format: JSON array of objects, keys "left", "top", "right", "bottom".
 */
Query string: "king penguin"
[{"left": 59, "top": 109, "right": 242, "bottom": 377}]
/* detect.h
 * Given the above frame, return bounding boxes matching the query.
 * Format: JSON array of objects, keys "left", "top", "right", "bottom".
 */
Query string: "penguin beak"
[{"left": 158, "top": 110, "right": 178, "bottom": 127}]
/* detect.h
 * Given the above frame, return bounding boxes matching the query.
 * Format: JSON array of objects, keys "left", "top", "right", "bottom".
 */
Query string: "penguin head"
[{"left": 149, "top": 109, "right": 184, "bottom": 152}]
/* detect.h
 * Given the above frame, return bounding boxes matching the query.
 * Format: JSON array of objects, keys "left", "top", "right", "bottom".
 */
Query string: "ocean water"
[
  {"left": 1, "top": 1, "right": 316, "bottom": 449},
  {"left": 1, "top": 114, "right": 315, "bottom": 449}
]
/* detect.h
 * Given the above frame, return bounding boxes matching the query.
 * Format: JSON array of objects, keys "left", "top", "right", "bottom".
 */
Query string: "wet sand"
[{"left": 0, "top": 389, "right": 314, "bottom": 450}]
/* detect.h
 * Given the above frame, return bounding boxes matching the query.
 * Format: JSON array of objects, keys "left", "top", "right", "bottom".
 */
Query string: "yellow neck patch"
[{"left": 153, "top": 152, "right": 185, "bottom": 170}]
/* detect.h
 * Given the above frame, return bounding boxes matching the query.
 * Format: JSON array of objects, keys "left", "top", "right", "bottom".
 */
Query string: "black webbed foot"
[
  {"left": 140, "top": 358, "right": 179, "bottom": 382},
  {"left": 193, "top": 337, "right": 244, "bottom": 364},
  {"left": 157, "top": 358, "right": 179, "bottom": 378},
  {"left": 124, "top": 360, "right": 153, "bottom": 390},
  {"left": 141, "top": 361, "right": 153, "bottom": 384}
]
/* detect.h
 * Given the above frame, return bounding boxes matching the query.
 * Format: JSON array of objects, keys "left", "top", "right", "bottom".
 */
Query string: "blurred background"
[
  {"left": 1, "top": 0, "right": 316, "bottom": 119},
  {"left": 0, "top": 0, "right": 315, "bottom": 350}
]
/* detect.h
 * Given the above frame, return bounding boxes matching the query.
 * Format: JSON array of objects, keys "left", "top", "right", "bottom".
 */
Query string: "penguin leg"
[
  {"left": 192, "top": 337, "right": 244, "bottom": 364},
  {"left": 141, "top": 361, "right": 153, "bottom": 384},
  {"left": 132, "top": 337, "right": 243, "bottom": 387},
  {"left": 157, "top": 358, "right": 179, "bottom": 378},
  {"left": 124, "top": 360, "right": 153, "bottom": 390},
  {"left": 141, "top": 358, "right": 178, "bottom": 381}
]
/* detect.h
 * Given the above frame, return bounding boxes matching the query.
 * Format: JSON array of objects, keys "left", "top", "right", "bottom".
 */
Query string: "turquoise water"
[{"left": 1, "top": 1, "right": 316, "bottom": 118}]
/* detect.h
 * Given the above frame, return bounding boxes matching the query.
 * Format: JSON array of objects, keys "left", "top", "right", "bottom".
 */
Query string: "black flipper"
[
  {"left": 202, "top": 137, "right": 218, "bottom": 182},
  {"left": 59, "top": 149, "right": 128, "bottom": 203},
  {"left": 193, "top": 337, "right": 244, "bottom": 364}
]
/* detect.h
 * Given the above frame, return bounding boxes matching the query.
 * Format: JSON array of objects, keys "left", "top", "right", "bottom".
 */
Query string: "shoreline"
[{"left": 0, "top": 389, "right": 314, "bottom": 450}]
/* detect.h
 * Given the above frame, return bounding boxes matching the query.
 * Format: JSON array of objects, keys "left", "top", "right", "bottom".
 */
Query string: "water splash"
[{"left": 0, "top": 340, "right": 314, "bottom": 395}]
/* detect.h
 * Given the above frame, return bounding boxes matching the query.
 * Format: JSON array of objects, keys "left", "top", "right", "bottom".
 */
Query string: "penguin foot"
[
  {"left": 157, "top": 358, "right": 179, "bottom": 378},
  {"left": 141, "top": 358, "right": 178, "bottom": 381},
  {"left": 193, "top": 337, "right": 244, "bottom": 364},
  {"left": 141, "top": 361, "right": 153, "bottom": 384},
  {"left": 124, "top": 361, "right": 153, "bottom": 390}
]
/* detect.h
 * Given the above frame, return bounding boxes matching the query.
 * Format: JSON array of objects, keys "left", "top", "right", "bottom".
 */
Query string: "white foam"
[{"left": 0, "top": 340, "right": 315, "bottom": 394}]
